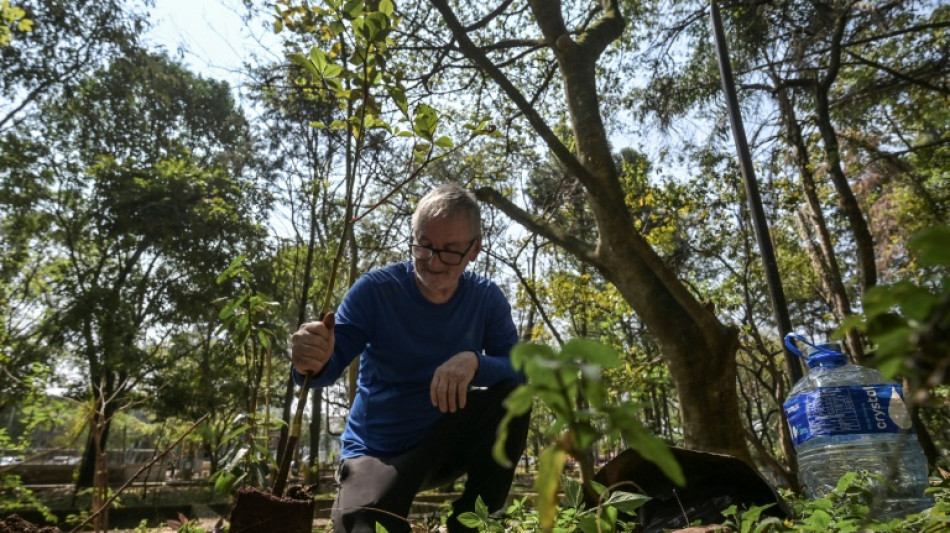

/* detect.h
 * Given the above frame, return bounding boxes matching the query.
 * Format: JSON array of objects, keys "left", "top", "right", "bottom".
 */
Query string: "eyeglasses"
[{"left": 409, "top": 239, "right": 476, "bottom": 266}]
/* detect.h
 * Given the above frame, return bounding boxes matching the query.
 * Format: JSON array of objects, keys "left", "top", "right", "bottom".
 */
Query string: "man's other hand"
[{"left": 430, "top": 351, "right": 479, "bottom": 413}]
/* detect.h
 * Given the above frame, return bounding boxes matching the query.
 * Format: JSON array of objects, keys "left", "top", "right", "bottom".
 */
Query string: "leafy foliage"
[
  {"left": 459, "top": 481, "right": 648, "bottom": 533},
  {"left": 721, "top": 472, "right": 950, "bottom": 533},
  {"left": 0, "top": 0, "right": 32, "bottom": 46},
  {"left": 0, "top": 364, "right": 56, "bottom": 522},
  {"left": 841, "top": 226, "right": 950, "bottom": 390},
  {"left": 494, "top": 338, "right": 681, "bottom": 532}
]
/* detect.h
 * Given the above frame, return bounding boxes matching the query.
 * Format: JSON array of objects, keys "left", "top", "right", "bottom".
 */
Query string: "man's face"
[{"left": 412, "top": 213, "right": 480, "bottom": 302}]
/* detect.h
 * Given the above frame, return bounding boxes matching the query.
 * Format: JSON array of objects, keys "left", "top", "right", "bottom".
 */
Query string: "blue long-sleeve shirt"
[{"left": 293, "top": 261, "right": 522, "bottom": 458}]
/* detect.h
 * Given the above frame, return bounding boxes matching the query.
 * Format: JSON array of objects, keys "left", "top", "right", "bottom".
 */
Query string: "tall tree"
[
  {"left": 1, "top": 0, "right": 143, "bottom": 406},
  {"left": 0, "top": 0, "right": 145, "bottom": 131},
  {"left": 2, "top": 50, "right": 270, "bottom": 487},
  {"left": 420, "top": 0, "right": 748, "bottom": 458}
]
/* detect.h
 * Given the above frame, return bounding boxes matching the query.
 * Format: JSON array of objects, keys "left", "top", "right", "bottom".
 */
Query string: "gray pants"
[{"left": 331, "top": 381, "right": 530, "bottom": 533}]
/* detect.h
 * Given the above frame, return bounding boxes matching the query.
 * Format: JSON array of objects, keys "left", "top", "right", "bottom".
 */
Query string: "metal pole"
[{"left": 710, "top": 0, "right": 803, "bottom": 382}]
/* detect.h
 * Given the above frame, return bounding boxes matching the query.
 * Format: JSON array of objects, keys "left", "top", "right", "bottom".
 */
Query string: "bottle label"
[{"left": 783, "top": 384, "right": 914, "bottom": 446}]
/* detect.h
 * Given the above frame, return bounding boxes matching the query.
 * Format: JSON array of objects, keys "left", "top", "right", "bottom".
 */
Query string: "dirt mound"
[
  {"left": 227, "top": 485, "right": 316, "bottom": 533},
  {"left": 0, "top": 515, "right": 62, "bottom": 533}
]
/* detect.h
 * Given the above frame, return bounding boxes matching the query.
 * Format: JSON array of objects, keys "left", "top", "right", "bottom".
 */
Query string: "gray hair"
[{"left": 411, "top": 184, "right": 481, "bottom": 239}]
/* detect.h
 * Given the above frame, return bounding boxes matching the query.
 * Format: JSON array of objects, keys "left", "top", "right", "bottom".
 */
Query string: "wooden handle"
[{"left": 273, "top": 312, "right": 334, "bottom": 496}]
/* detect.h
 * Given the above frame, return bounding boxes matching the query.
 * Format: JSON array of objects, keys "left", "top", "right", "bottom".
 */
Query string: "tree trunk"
[
  {"left": 538, "top": 1, "right": 748, "bottom": 460},
  {"left": 814, "top": 13, "right": 877, "bottom": 294},
  {"left": 776, "top": 86, "right": 865, "bottom": 360},
  {"left": 76, "top": 379, "right": 117, "bottom": 488},
  {"left": 814, "top": 85, "right": 878, "bottom": 295}
]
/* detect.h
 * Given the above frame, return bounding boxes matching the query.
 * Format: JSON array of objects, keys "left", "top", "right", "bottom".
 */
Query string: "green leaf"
[
  {"left": 609, "top": 408, "right": 684, "bottom": 486},
  {"left": 457, "top": 512, "right": 482, "bottom": 528},
  {"left": 580, "top": 363, "right": 606, "bottom": 408},
  {"left": 588, "top": 479, "right": 608, "bottom": 497},
  {"left": 806, "top": 509, "right": 831, "bottom": 529},
  {"left": 503, "top": 385, "right": 533, "bottom": 416},
  {"left": 737, "top": 504, "right": 774, "bottom": 533},
  {"left": 326, "top": 77, "right": 345, "bottom": 93},
  {"left": 434, "top": 135, "right": 454, "bottom": 149},
  {"left": 873, "top": 351, "right": 906, "bottom": 379},
  {"left": 896, "top": 286, "right": 938, "bottom": 323},
  {"left": 511, "top": 342, "right": 556, "bottom": 371},
  {"left": 562, "top": 338, "right": 621, "bottom": 368},
  {"left": 288, "top": 52, "right": 319, "bottom": 78},
  {"left": 475, "top": 495, "right": 489, "bottom": 518},
  {"left": 578, "top": 514, "right": 600, "bottom": 533},
  {"left": 365, "top": 12, "right": 390, "bottom": 42},
  {"left": 216, "top": 254, "right": 246, "bottom": 284},
  {"left": 536, "top": 446, "right": 566, "bottom": 533},
  {"left": 602, "top": 490, "right": 650, "bottom": 515},
  {"left": 753, "top": 516, "right": 783, "bottom": 533},
  {"left": 834, "top": 471, "right": 858, "bottom": 492},
  {"left": 412, "top": 103, "right": 438, "bottom": 139},
  {"left": 323, "top": 63, "right": 343, "bottom": 79},
  {"left": 909, "top": 226, "right": 950, "bottom": 266},
  {"left": 257, "top": 329, "right": 270, "bottom": 349},
  {"left": 309, "top": 47, "right": 328, "bottom": 74},
  {"left": 386, "top": 84, "right": 409, "bottom": 116},
  {"left": 213, "top": 471, "right": 237, "bottom": 496},
  {"left": 218, "top": 296, "right": 245, "bottom": 320},
  {"left": 379, "top": 0, "right": 395, "bottom": 16},
  {"left": 873, "top": 325, "right": 913, "bottom": 358},
  {"left": 562, "top": 475, "right": 585, "bottom": 509},
  {"left": 342, "top": 0, "right": 364, "bottom": 19},
  {"left": 375, "top": 522, "right": 389, "bottom": 533},
  {"left": 862, "top": 284, "right": 900, "bottom": 317}
]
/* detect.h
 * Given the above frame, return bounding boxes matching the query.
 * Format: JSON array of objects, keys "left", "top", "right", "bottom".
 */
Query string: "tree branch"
[
  {"left": 575, "top": 0, "right": 626, "bottom": 59},
  {"left": 427, "top": 0, "right": 596, "bottom": 185},
  {"left": 474, "top": 186, "right": 598, "bottom": 266}
]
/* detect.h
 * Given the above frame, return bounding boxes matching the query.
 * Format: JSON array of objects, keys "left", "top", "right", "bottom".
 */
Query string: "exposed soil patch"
[
  {"left": 227, "top": 485, "right": 316, "bottom": 533},
  {"left": 0, "top": 514, "right": 62, "bottom": 533}
]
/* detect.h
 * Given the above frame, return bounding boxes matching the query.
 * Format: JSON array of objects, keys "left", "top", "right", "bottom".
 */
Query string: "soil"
[
  {"left": 0, "top": 514, "right": 62, "bottom": 533},
  {"left": 227, "top": 485, "right": 317, "bottom": 533}
]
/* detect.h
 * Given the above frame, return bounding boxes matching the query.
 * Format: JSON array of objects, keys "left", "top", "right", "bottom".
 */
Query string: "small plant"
[
  {"left": 493, "top": 338, "right": 682, "bottom": 532},
  {"left": 716, "top": 473, "right": 950, "bottom": 532},
  {"left": 720, "top": 503, "right": 783, "bottom": 533},
  {"left": 167, "top": 511, "right": 207, "bottom": 533},
  {"left": 459, "top": 477, "right": 647, "bottom": 533}
]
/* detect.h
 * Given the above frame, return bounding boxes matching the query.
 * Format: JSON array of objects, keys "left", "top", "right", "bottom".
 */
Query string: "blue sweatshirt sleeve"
[
  {"left": 292, "top": 276, "right": 373, "bottom": 388},
  {"left": 471, "top": 282, "right": 524, "bottom": 387}
]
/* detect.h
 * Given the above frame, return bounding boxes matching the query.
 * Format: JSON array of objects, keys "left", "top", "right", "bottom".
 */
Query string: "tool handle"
[{"left": 273, "top": 312, "right": 335, "bottom": 496}]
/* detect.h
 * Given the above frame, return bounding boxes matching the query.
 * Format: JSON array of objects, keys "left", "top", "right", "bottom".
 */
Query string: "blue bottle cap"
[{"left": 805, "top": 343, "right": 847, "bottom": 368}]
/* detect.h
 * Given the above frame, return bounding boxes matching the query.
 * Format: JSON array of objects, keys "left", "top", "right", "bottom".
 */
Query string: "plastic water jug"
[{"left": 783, "top": 333, "right": 932, "bottom": 517}]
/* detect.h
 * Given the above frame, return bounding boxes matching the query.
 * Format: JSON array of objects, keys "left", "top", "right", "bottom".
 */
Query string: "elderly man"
[{"left": 291, "top": 183, "right": 529, "bottom": 533}]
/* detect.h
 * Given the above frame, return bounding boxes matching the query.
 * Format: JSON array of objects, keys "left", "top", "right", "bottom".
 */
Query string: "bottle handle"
[{"left": 784, "top": 332, "right": 829, "bottom": 362}]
